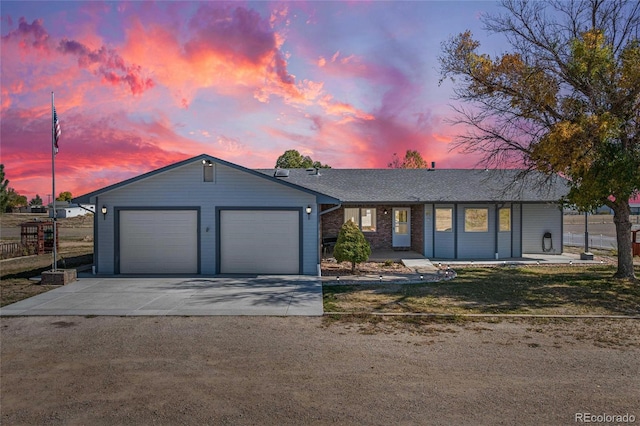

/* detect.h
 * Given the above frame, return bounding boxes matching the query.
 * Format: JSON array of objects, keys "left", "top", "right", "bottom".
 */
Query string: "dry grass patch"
[
  {"left": 1, "top": 250, "right": 93, "bottom": 307},
  {"left": 1, "top": 213, "right": 94, "bottom": 306},
  {"left": 323, "top": 265, "right": 640, "bottom": 316}
]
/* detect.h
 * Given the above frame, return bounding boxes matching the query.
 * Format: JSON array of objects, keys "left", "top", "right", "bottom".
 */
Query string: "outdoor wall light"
[
  {"left": 306, "top": 205, "right": 312, "bottom": 218},
  {"left": 101, "top": 205, "right": 107, "bottom": 220}
]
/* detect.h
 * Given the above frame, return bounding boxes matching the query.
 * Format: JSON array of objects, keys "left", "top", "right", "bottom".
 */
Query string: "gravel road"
[{"left": 1, "top": 316, "right": 638, "bottom": 425}]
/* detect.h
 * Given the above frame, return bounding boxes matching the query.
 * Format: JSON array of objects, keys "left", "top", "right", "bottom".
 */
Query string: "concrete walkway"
[{"left": 0, "top": 275, "right": 323, "bottom": 316}]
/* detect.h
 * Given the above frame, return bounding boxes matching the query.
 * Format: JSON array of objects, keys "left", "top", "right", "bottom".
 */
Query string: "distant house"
[
  {"left": 49, "top": 202, "right": 95, "bottom": 218},
  {"left": 74, "top": 154, "right": 568, "bottom": 275}
]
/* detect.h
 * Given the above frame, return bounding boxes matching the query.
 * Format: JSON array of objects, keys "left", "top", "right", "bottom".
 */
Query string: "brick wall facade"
[{"left": 320, "top": 204, "right": 425, "bottom": 254}]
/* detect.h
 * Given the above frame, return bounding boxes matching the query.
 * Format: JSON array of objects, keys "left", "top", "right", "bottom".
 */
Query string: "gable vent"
[{"left": 274, "top": 169, "right": 290, "bottom": 178}]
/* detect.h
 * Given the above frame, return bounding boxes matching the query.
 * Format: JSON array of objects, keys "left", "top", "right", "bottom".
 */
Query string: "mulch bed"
[{"left": 321, "top": 260, "right": 414, "bottom": 276}]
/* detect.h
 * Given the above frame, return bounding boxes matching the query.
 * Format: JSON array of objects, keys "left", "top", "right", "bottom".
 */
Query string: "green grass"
[{"left": 323, "top": 266, "right": 640, "bottom": 316}]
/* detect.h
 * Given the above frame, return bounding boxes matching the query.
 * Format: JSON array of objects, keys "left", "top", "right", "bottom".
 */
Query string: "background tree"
[
  {"left": 439, "top": 0, "right": 639, "bottom": 279},
  {"left": 0, "top": 164, "right": 9, "bottom": 213},
  {"left": 29, "top": 194, "right": 43, "bottom": 206},
  {"left": 333, "top": 219, "right": 371, "bottom": 272},
  {"left": 275, "top": 149, "right": 331, "bottom": 169},
  {"left": 388, "top": 150, "right": 430, "bottom": 169},
  {"left": 5, "top": 188, "right": 27, "bottom": 212},
  {"left": 56, "top": 191, "right": 73, "bottom": 202}
]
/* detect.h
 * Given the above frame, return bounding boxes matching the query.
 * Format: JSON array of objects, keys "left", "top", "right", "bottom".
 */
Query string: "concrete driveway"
[{"left": 0, "top": 274, "right": 323, "bottom": 316}]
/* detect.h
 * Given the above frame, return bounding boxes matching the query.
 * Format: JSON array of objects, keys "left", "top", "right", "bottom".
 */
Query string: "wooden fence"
[{"left": 1, "top": 242, "right": 26, "bottom": 259}]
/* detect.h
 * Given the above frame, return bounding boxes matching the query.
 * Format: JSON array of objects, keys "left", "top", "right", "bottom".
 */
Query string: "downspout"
[
  {"left": 93, "top": 197, "right": 98, "bottom": 274},
  {"left": 495, "top": 203, "right": 500, "bottom": 260},
  {"left": 454, "top": 204, "right": 458, "bottom": 259},
  {"left": 319, "top": 204, "right": 343, "bottom": 217}
]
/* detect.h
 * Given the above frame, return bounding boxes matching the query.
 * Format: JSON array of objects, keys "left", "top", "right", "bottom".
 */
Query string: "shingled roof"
[{"left": 257, "top": 168, "right": 568, "bottom": 204}]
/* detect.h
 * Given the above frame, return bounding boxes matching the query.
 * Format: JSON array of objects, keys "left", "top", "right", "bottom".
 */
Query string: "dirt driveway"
[{"left": 1, "top": 316, "right": 638, "bottom": 425}]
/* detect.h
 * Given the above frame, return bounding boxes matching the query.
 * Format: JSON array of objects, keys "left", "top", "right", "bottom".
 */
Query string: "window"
[
  {"left": 465, "top": 208, "right": 489, "bottom": 232},
  {"left": 344, "top": 207, "right": 377, "bottom": 232},
  {"left": 499, "top": 208, "right": 511, "bottom": 232},
  {"left": 203, "top": 161, "right": 215, "bottom": 182},
  {"left": 435, "top": 208, "right": 453, "bottom": 232}
]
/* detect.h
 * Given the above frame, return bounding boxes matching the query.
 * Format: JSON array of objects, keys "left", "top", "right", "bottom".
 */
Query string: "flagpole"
[{"left": 51, "top": 92, "right": 57, "bottom": 272}]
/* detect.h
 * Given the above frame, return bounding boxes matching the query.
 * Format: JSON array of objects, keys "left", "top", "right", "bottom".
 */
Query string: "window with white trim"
[{"left": 344, "top": 207, "right": 377, "bottom": 232}]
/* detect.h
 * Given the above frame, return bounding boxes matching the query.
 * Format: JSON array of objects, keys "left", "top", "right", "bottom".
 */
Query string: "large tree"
[
  {"left": 388, "top": 150, "right": 431, "bottom": 169},
  {"left": 5, "top": 188, "right": 27, "bottom": 211},
  {"left": 275, "top": 149, "right": 331, "bottom": 169},
  {"left": 439, "top": 0, "right": 639, "bottom": 279},
  {"left": 56, "top": 191, "right": 73, "bottom": 202}
]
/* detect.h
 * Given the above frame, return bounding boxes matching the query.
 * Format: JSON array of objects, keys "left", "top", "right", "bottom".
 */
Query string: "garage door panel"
[
  {"left": 220, "top": 210, "right": 299, "bottom": 274},
  {"left": 120, "top": 210, "right": 198, "bottom": 274}
]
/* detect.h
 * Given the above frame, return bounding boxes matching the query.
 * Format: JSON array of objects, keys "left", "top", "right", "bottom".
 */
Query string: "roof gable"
[{"left": 73, "top": 154, "right": 340, "bottom": 204}]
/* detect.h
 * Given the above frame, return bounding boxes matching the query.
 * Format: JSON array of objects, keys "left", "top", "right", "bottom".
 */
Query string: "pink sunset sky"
[{"left": 1, "top": 1, "right": 508, "bottom": 200}]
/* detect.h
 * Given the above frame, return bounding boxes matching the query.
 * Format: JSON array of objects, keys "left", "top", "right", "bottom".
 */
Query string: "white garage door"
[
  {"left": 220, "top": 210, "right": 299, "bottom": 274},
  {"left": 120, "top": 210, "right": 198, "bottom": 274}
]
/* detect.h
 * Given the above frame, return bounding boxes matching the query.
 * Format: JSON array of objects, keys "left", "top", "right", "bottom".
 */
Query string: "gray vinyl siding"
[
  {"left": 511, "top": 204, "right": 522, "bottom": 257},
  {"left": 521, "top": 203, "right": 562, "bottom": 254},
  {"left": 423, "top": 204, "right": 434, "bottom": 258},
  {"left": 457, "top": 204, "right": 496, "bottom": 259},
  {"left": 434, "top": 204, "right": 455, "bottom": 258},
  {"left": 497, "top": 205, "right": 512, "bottom": 259},
  {"left": 95, "top": 160, "right": 318, "bottom": 275}
]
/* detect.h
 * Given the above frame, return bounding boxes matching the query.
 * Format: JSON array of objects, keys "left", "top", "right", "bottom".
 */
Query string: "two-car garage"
[{"left": 118, "top": 208, "right": 301, "bottom": 275}]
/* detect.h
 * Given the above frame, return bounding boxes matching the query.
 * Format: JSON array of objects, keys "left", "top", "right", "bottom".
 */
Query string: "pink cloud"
[
  {"left": 1, "top": 17, "right": 50, "bottom": 52},
  {"left": 2, "top": 17, "right": 154, "bottom": 97},
  {"left": 58, "top": 39, "right": 154, "bottom": 95},
  {"left": 119, "top": 4, "right": 303, "bottom": 107}
]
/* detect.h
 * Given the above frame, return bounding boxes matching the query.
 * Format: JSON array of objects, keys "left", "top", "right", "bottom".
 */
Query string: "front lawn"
[{"left": 323, "top": 266, "right": 640, "bottom": 316}]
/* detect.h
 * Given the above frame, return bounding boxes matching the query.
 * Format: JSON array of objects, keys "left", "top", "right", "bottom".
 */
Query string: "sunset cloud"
[
  {"left": 58, "top": 39, "right": 154, "bottom": 95},
  {"left": 1, "top": 17, "right": 50, "bottom": 52},
  {"left": 0, "top": 1, "right": 492, "bottom": 199}
]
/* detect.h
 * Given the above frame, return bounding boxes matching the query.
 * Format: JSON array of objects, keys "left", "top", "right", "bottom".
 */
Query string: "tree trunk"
[
  {"left": 612, "top": 201, "right": 636, "bottom": 280},
  {"left": 351, "top": 261, "right": 356, "bottom": 273}
]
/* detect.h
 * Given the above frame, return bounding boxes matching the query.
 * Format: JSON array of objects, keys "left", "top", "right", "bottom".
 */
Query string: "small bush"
[{"left": 334, "top": 220, "right": 371, "bottom": 272}]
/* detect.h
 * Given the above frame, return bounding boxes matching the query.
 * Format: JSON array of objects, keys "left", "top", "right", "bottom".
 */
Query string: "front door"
[{"left": 392, "top": 208, "right": 411, "bottom": 247}]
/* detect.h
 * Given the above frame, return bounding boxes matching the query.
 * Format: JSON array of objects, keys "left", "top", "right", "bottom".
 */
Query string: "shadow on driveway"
[{"left": 0, "top": 275, "right": 323, "bottom": 316}]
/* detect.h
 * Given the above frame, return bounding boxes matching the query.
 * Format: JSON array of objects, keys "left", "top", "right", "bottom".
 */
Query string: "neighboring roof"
[
  {"left": 48, "top": 201, "right": 93, "bottom": 208},
  {"left": 257, "top": 168, "right": 569, "bottom": 203},
  {"left": 73, "top": 154, "right": 340, "bottom": 204}
]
